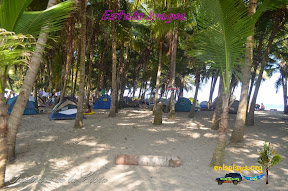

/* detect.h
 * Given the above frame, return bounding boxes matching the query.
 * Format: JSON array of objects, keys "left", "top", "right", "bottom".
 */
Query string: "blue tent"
[
  {"left": 7, "top": 96, "right": 37, "bottom": 115},
  {"left": 93, "top": 95, "right": 111, "bottom": 109},
  {"left": 175, "top": 97, "right": 192, "bottom": 112},
  {"left": 200, "top": 101, "right": 208, "bottom": 108},
  {"left": 49, "top": 100, "right": 77, "bottom": 120}
]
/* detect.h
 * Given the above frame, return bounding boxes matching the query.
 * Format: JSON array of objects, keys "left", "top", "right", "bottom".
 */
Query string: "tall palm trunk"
[
  {"left": 0, "top": 70, "right": 8, "bottom": 188},
  {"left": 246, "top": 13, "right": 283, "bottom": 126},
  {"left": 169, "top": 29, "right": 178, "bottom": 120},
  {"left": 189, "top": 71, "right": 200, "bottom": 118},
  {"left": 211, "top": 78, "right": 230, "bottom": 166},
  {"left": 153, "top": 40, "right": 163, "bottom": 114},
  {"left": 60, "top": 16, "right": 74, "bottom": 102},
  {"left": 282, "top": 68, "right": 288, "bottom": 113},
  {"left": 86, "top": 36, "right": 94, "bottom": 106},
  {"left": 211, "top": 78, "right": 223, "bottom": 130},
  {"left": 230, "top": 0, "right": 257, "bottom": 143},
  {"left": 208, "top": 76, "right": 217, "bottom": 110},
  {"left": 108, "top": 0, "right": 117, "bottom": 117},
  {"left": 120, "top": 43, "right": 129, "bottom": 98},
  {"left": 74, "top": 0, "right": 87, "bottom": 128},
  {"left": 6, "top": 0, "right": 58, "bottom": 162},
  {"left": 116, "top": 41, "right": 124, "bottom": 112}
]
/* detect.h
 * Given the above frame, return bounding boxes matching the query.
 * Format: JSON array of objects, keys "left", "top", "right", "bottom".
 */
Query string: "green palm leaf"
[
  {"left": 184, "top": 0, "right": 253, "bottom": 94},
  {"left": 0, "top": 0, "right": 33, "bottom": 31},
  {"left": 14, "top": 0, "right": 74, "bottom": 36}
]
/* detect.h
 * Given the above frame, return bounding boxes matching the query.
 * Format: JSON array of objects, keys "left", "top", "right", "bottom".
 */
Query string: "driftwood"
[{"left": 115, "top": 155, "right": 181, "bottom": 167}]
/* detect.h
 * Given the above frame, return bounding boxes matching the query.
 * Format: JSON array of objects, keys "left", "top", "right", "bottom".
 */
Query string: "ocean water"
[{"left": 264, "top": 104, "right": 284, "bottom": 111}]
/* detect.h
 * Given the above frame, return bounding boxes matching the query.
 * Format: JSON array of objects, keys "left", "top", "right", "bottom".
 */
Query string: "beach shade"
[
  {"left": 175, "top": 97, "right": 192, "bottom": 112},
  {"left": 7, "top": 96, "right": 37, "bottom": 115},
  {"left": 200, "top": 101, "right": 208, "bottom": 108},
  {"left": 93, "top": 94, "right": 111, "bottom": 109},
  {"left": 229, "top": 100, "right": 239, "bottom": 114},
  {"left": 49, "top": 100, "right": 77, "bottom": 120}
]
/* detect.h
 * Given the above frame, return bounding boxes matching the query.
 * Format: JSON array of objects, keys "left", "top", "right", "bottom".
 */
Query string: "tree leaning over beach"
[{"left": 4, "top": 0, "right": 74, "bottom": 163}]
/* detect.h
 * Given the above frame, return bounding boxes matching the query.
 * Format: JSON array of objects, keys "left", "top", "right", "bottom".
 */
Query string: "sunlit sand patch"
[
  {"left": 162, "top": 121, "right": 177, "bottom": 124},
  {"left": 281, "top": 168, "right": 288, "bottom": 175},
  {"left": 36, "top": 136, "right": 57, "bottom": 142},
  {"left": 203, "top": 133, "right": 217, "bottom": 138}
]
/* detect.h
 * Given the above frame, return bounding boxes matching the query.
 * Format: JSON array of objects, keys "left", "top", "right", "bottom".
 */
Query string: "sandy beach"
[{"left": 3, "top": 109, "right": 288, "bottom": 191}]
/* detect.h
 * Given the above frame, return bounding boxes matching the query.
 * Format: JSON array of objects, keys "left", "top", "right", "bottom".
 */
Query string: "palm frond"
[
  {"left": 183, "top": 0, "right": 252, "bottom": 94},
  {"left": 0, "top": 0, "right": 33, "bottom": 31},
  {"left": 14, "top": 0, "right": 74, "bottom": 37},
  {"left": 0, "top": 28, "right": 35, "bottom": 67}
]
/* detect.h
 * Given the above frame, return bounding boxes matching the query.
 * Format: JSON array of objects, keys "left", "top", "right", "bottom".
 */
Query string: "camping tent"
[
  {"left": 200, "top": 101, "right": 208, "bottom": 109},
  {"left": 175, "top": 97, "right": 192, "bottom": 112},
  {"left": 7, "top": 96, "right": 37, "bottom": 115},
  {"left": 49, "top": 100, "right": 77, "bottom": 120},
  {"left": 229, "top": 100, "right": 239, "bottom": 114},
  {"left": 93, "top": 95, "right": 111, "bottom": 109}
]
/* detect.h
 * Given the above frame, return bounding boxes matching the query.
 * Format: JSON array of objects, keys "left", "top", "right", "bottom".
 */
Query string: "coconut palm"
[
  {"left": 184, "top": 0, "right": 288, "bottom": 166},
  {"left": 184, "top": 0, "right": 259, "bottom": 166},
  {"left": 230, "top": 0, "right": 257, "bottom": 143},
  {"left": 74, "top": 0, "right": 87, "bottom": 128},
  {"left": 0, "top": 29, "right": 35, "bottom": 187},
  {"left": 1, "top": 0, "right": 74, "bottom": 162},
  {"left": 257, "top": 142, "right": 282, "bottom": 184}
]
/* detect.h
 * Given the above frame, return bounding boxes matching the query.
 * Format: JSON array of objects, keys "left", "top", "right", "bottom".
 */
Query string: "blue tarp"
[
  {"left": 7, "top": 96, "right": 37, "bottom": 115},
  {"left": 175, "top": 97, "right": 192, "bottom": 112},
  {"left": 93, "top": 95, "right": 111, "bottom": 109}
]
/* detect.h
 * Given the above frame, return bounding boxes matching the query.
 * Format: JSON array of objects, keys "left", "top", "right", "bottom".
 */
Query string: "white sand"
[{"left": 3, "top": 109, "right": 288, "bottom": 191}]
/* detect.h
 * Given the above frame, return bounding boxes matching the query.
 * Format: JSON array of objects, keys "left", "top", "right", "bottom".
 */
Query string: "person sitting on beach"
[
  {"left": 260, "top": 103, "right": 265, "bottom": 111},
  {"left": 83, "top": 104, "right": 92, "bottom": 113}
]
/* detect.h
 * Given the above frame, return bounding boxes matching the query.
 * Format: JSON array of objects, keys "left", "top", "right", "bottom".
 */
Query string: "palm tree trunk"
[
  {"left": 60, "top": 16, "right": 74, "bottom": 102},
  {"left": 108, "top": 0, "right": 117, "bottom": 117},
  {"left": 246, "top": 13, "right": 282, "bottom": 126},
  {"left": 230, "top": 0, "right": 257, "bottom": 143},
  {"left": 86, "top": 36, "right": 94, "bottom": 106},
  {"left": 74, "top": 0, "right": 87, "bottom": 128},
  {"left": 282, "top": 67, "right": 288, "bottom": 113},
  {"left": 0, "top": 71, "right": 8, "bottom": 188},
  {"left": 153, "top": 40, "right": 163, "bottom": 114},
  {"left": 6, "top": 0, "right": 58, "bottom": 162},
  {"left": 266, "top": 168, "right": 269, "bottom": 184},
  {"left": 211, "top": 89, "right": 230, "bottom": 166},
  {"left": 212, "top": 78, "right": 223, "bottom": 130},
  {"left": 116, "top": 41, "right": 124, "bottom": 112},
  {"left": 189, "top": 71, "right": 200, "bottom": 118},
  {"left": 120, "top": 43, "right": 129, "bottom": 98},
  {"left": 208, "top": 76, "right": 217, "bottom": 110},
  {"left": 169, "top": 29, "right": 178, "bottom": 120}
]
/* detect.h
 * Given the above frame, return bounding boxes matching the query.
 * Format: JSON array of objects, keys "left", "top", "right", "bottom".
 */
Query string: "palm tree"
[
  {"left": 246, "top": 7, "right": 285, "bottom": 126},
  {"left": 257, "top": 142, "right": 282, "bottom": 184},
  {"left": 0, "top": 29, "right": 34, "bottom": 188},
  {"left": 153, "top": 39, "right": 163, "bottom": 114},
  {"left": 74, "top": 0, "right": 87, "bottom": 128},
  {"left": 230, "top": 0, "right": 258, "bottom": 143},
  {"left": 108, "top": 0, "right": 117, "bottom": 117},
  {"left": 4, "top": 0, "right": 74, "bottom": 162},
  {"left": 184, "top": 0, "right": 255, "bottom": 166}
]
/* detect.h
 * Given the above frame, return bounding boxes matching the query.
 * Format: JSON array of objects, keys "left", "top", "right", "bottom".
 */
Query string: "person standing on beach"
[{"left": 260, "top": 103, "right": 265, "bottom": 111}]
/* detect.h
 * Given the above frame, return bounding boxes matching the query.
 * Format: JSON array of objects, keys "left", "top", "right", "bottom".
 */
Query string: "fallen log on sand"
[{"left": 115, "top": 155, "right": 181, "bottom": 167}]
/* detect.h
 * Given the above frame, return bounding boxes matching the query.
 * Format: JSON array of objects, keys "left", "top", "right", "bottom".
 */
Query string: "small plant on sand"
[{"left": 257, "top": 142, "right": 282, "bottom": 184}]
